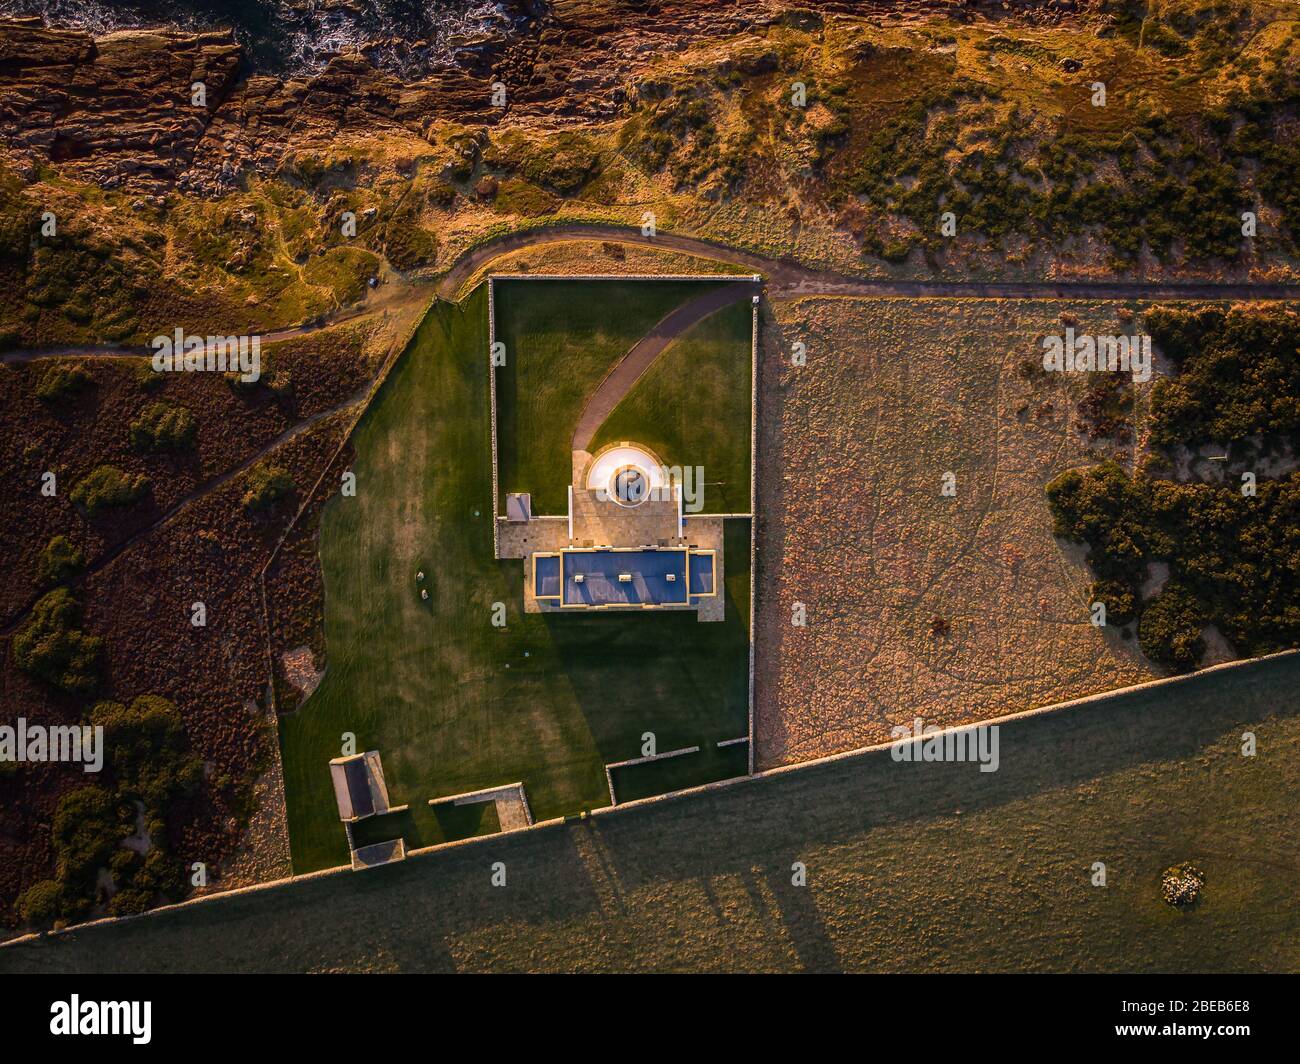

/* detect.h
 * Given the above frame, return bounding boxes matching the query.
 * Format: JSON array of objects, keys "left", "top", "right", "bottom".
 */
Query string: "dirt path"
[
  {"left": 570, "top": 279, "right": 759, "bottom": 451},
  {"left": 434, "top": 223, "right": 1300, "bottom": 302},
  {"left": 7, "top": 227, "right": 1298, "bottom": 368}
]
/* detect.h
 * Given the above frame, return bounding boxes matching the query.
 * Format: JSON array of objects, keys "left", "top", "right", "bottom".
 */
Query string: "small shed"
[
  {"left": 506, "top": 492, "right": 532, "bottom": 523},
  {"left": 329, "top": 751, "right": 401, "bottom": 822}
]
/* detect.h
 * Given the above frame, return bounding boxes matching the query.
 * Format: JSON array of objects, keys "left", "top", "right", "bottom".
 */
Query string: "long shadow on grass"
[
  {"left": 588, "top": 651, "right": 1300, "bottom": 894},
  {"left": 538, "top": 578, "right": 750, "bottom": 791},
  {"left": 4, "top": 654, "right": 1298, "bottom": 972}
]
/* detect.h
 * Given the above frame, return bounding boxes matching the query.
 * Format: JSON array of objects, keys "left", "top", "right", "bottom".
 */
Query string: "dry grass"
[{"left": 754, "top": 296, "right": 1158, "bottom": 768}]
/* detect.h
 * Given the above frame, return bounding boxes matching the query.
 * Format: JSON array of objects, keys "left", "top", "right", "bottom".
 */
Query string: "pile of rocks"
[{"left": 1161, "top": 863, "right": 1205, "bottom": 907}]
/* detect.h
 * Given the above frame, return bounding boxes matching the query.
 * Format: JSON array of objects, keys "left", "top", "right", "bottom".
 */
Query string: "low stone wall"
[
  {"left": 488, "top": 277, "right": 501, "bottom": 558},
  {"left": 604, "top": 745, "right": 701, "bottom": 806}
]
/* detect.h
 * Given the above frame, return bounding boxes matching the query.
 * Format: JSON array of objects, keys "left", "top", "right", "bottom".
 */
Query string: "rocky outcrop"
[
  {"left": 0, "top": 2, "right": 1102, "bottom": 196},
  {"left": 0, "top": 19, "right": 242, "bottom": 191}
]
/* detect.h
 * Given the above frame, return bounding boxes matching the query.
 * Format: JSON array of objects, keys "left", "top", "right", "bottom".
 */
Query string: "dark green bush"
[
  {"left": 69, "top": 464, "right": 150, "bottom": 515},
  {"left": 1049, "top": 309, "right": 1300, "bottom": 662},
  {"left": 1147, "top": 305, "right": 1300, "bottom": 456},
  {"left": 17, "top": 695, "right": 204, "bottom": 926},
  {"left": 36, "top": 534, "right": 85, "bottom": 586},
  {"left": 51, "top": 785, "right": 132, "bottom": 895},
  {"left": 15, "top": 879, "right": 64, "bottom": 928},
  {"left": 11, "top": 587, "right": 101, "bottom": 693},
  {"left": 242, "top": 463, "right": 294, "bottom": 512},
  {"left": 128, "top": 401, "right": 197, "bottom": 452},
  {"left": 1090, "top": 578, "right": 1138, "bottom": 627},
  {"left": 1138, "top": 584, "right": 1208, "bottom": 673},
  {"left": 35, "top": 363, "right": 92, "bottom": 404},
  {"left": 90, "top": 695, "right": 203, "bottom": 810}
]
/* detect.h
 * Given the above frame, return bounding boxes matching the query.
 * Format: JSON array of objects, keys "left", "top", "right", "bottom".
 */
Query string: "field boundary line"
[
  {"left": 488, "top": 276, "right": 500, "bottom": 555},
  {"left": 487, "top": 273, "right": 752, "bottom": 281},
  {"left": 747, "top": 299, "right": 758, "bottom": 775}
]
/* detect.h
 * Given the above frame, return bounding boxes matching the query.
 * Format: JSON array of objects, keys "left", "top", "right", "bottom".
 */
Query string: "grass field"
[
  {"left": 277, "top": 288, "right": 751, "bottom": 874},
  {"left": 755, "top": 297, "right": 1159, "bottom": 768},
  {"left": 11, "top": 652, "right": 1299, "bottom": 972},
  {"left": 611, "top": 741, "right": 750, "bottom": 805},
  {"left": 588, "top": 300, "right": 753, "bottom": 515},
  {"left": 492, "top": 278, "right": 728, "bottom": 514}
]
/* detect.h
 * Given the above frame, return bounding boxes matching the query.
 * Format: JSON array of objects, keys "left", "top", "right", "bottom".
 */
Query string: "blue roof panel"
[{"left": 562, "top": 549, "right": 689, "bottom": 606}]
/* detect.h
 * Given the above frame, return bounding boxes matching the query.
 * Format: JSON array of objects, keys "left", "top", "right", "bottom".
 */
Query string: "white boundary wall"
[
  {"left": 604, "top": 745, "right": 701, "bottom": 806},
  {"left": 487, "top": 271, "right": 761, "bottom": 776},
  {"left": 488, "top": 277, "right": 501, "bottom": 558},
  {"left": 748, "top": 300, "right": 758, "bottom": 774}
]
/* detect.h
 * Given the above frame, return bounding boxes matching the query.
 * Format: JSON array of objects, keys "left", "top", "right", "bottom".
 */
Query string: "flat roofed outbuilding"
[
  {"left": 329, "top": 751, "right": 398, "bottom": 822},
  {"left": 506, "top": 493, "right": 532, "bottom": 523}
]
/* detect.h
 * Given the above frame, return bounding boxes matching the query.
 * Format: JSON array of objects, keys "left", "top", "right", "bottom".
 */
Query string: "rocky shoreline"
[{"left": 0, "top": 1, "right": 1102, "bottom": 196}]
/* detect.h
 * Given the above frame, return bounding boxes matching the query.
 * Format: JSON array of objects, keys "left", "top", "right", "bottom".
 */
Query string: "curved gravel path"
[
  {"left": 434, "top": 222, "right": 1300, "bottom": 302},
  {"left": 570, "top": 279, "right": 758, "bottom": 451}
]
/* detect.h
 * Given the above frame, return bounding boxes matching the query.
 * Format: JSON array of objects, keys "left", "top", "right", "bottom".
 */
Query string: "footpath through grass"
[
  {"left": 493, "top": 278, "right": 727, "bottom": 514},
  {"left": 278, "top": 287, "right": 750, "bottom": 873}
]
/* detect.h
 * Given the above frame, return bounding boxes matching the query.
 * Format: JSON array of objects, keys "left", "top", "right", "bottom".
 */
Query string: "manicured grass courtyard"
[
  {"left": 493, "top": 278, "right": 730, "bottom": 514},
  {"left": 278, "top": 286, "right": 752, "bottom": 873},
  {"left": 588, "top": 300, "right": 753, "bottom": 515}
]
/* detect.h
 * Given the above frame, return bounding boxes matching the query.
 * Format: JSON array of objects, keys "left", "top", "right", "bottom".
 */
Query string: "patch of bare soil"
[{"left": 281, "top": 647, "right": 324, "bottom": 701}]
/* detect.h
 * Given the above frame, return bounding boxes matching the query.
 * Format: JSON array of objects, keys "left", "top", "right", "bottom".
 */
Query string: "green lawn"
[
  {"left": 15, "top": 652, "right": 1300, "bottom": 972},
  {"left": 588, "top": 300, "right": 753, "bottom": 515},
  {"left": 493, "top": 278, "right": 729, "bottom": 515},
  {"left": 278, "top": 289, "right": 751, "bottom": 874}
]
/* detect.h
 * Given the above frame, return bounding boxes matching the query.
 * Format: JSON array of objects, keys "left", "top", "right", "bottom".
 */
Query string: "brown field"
[{"left": 754, "top": 296, "right": 1158, "bottom": 768}]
